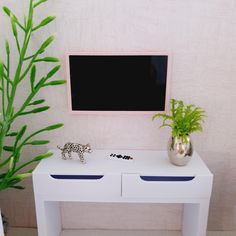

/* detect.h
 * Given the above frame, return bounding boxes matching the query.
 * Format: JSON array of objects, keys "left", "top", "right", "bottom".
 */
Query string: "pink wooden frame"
[{"left": 65, "top": 51, "right": 172, "bottom": 115}]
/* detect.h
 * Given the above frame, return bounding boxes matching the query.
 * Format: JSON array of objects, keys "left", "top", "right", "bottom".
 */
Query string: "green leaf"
[
  {"left": 0, "top": 60, "right": 3, "bottom": 81},
  {"left": 6, "top": 178, "right": 21, "bottom": 187},
  {"left": 31, "top": 106, "right": 50, "bottom": 113},
  {"left": 30, "top": 65, "right": 36, "bottom": 91},
  {"left": 46, "top": 65, "right": 61, "bottom": 78},
  {"left": 14, "top": 147, "right": 22, "bottom": 163},
  {"left": 16, "top": 125, "right": 27, "bottom": 141},
  {"left": 35, "top": 57, "right": 59, "bottom": 63},
  {"left": 33, "top": 16, "right": 56, "bottom": 31},
  {"left": 26, "top": 140, "right": 50, "bottom": 145},
  {"left": 24, "top": 55, "right": 34, "bottom": 61},
  {"left": 6, "top": 132, "right": 18, "bottom": 137},
  {"left": 41, "top": 123, "right": 64, "bottom": 132},
  {"left": 34, "top": 77, "right": 46, "bottom": 91},
  {"left": 2, "top": 6, "right": 11, "bottom": 16},
  {"left": 28, "top": 99, "right": 45, "bottom": 106},
  {"left": 26, "top": 0, "right": 34, "bottom": 31},
  {"left": 33, "top": 151, "right": 53, "bottom": 161},
  {"left": 33, "top": 0, "right": 48, "bottom": 8},
  {"left": 8, "top": 156, "right": 14, "bottom": 170},
  {"left": 19, "top": 106, "right": 50, "bottom": 116},
  {"left": 2, "top": 6, "right": 25, "bottom": 31},
  {"left": 11, "top": 172, "right": 32, "bottom": 180},
  {"left": 3, "top": 146, "right": 14, "bottom": 152},
  {"left": 10, "top": 13, "right": 18, "bottom": 37},
  {"left": 12, "top": 153, "right": 52, "bottom": 174},
  {"left": 39, "top": 16, "right": 56, "bottom": 26},
  {"left": 43, "top": 80, "right": 66, "bottom": 87},
  {"left": 35, "top": 66, "right": 61, "bottom": 89},
  {"left": 10, "top": 186, "right": 25, "bottom": 190},
  {"left": 11, "top": 170, "right": 33, "bottom": 178},
  {"left": 5, "top": 40, "right": 10, "bottom": 55},
  {"left": 38, "top": 36, "right": 55, "bottom": 54}
]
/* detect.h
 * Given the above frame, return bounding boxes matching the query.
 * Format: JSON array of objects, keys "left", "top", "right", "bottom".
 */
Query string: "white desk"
[{"left": 33, "top": 149, "right": 213, "bottom": 236}]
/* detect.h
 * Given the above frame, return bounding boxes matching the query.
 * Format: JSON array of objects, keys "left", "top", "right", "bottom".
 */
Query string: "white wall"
[{"left": 0, "top": 0, "right": 236, "bottom": 230}]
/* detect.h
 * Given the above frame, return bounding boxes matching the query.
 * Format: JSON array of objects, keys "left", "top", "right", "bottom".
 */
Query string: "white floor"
[
  {"left": 7, "top": 228, "right": 236, "bottom": 236},
  {"left": 60, "top": 230, "right": 236, "bottom": 236}
]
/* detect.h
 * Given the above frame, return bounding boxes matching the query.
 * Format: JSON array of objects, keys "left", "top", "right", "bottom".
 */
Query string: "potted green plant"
[
  {"left": 152, "top": 99, "right": 206, "bottom": 166},
  {"left": 0, "top": 0, "right": 65, "bottom": 233}
]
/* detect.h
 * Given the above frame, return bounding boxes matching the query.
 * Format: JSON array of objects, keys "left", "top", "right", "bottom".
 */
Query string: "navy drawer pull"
[
  {"left": 50, "top": 175, "right": 104, "bottom": 180},
  {"left": 140, "top": 176, "right": 195, "bottom": 182}
]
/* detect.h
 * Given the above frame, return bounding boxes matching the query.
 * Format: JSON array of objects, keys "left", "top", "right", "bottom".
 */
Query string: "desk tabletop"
[{"left": 33, "top": 149, "right": 212, "bottom": 177}]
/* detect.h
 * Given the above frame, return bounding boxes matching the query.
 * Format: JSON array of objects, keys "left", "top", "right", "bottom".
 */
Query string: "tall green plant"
[
  {"left": 152, "top": 99, "right": 206, "bottom": 142},
  {"left": 0, "top": 0, "right": 65, "bottom": 191}
]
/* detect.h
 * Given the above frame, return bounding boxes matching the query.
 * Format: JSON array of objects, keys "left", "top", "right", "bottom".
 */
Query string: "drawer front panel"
[
  {"left": 122, "top": 174, "right": 212, "bottom": 199},
  {"left": 33, "top": 173, "right": 121, "bottom": 200}
]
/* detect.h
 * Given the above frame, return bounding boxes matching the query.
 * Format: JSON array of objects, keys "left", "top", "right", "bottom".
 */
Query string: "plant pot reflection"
[{"left": 168, "top": 136, "right": 193, "bottom": 166}]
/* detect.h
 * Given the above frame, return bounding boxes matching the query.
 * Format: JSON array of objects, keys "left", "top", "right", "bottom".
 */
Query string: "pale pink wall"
[{"left": 0, "top": 0, "right": 236, "bottom": 231}]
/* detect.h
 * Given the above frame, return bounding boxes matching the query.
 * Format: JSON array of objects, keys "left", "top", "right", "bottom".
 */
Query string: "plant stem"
[
  {"left": 6, "top": 43, "right": 10, "bottom": 101},
  {"left": 1, "top": 1, "right": 33, "bottom": 159},
  {"left": 0, "top": 122, "right": 8, "bottom": 157},
  {"left": 10, "top": 88, "right": 38, "bottom": 122},
  {"left": 5, "top": 2, "right": 33, "bottom": 118},
  {"left": 1, "top": 68, "right": 5, "bottom": 119}
]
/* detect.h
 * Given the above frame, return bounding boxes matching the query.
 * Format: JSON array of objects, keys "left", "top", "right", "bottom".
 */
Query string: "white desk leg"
[
  {"left": 35, "top": 198, "right": 61, "bottom": 236},
  {"left": 182, "top": 200, "right": 210, "bottom": 236}
]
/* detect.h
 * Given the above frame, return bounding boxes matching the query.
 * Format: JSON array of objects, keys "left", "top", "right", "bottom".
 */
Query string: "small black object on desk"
[{"left": 110, "top": 153, "right": 133, "bottom": 160}]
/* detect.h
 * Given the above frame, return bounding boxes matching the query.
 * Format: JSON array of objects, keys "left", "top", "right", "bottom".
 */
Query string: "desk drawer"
[
  {"left": 122, "top": 174, "right": 212, "bottom": 199},
  {"left": 33, "top": 173, "right": 121, "bottom": 200}
]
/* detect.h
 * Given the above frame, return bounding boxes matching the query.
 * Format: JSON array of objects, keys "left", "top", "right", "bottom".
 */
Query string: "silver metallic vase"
[{"left": 168, "top": 136, "right": 193, "bottom": 166}]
